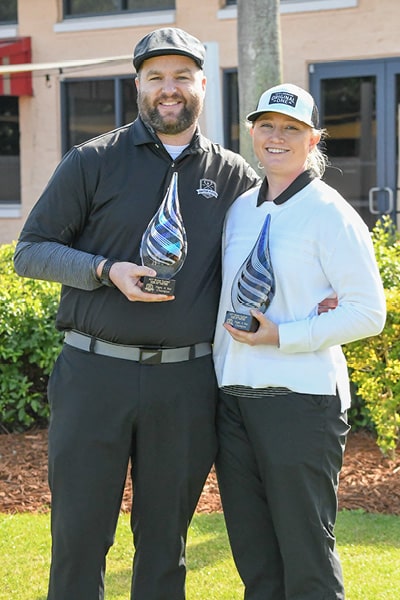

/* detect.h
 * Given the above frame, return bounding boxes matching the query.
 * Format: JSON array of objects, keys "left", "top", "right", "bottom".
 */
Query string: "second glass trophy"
[
  {"left": 140, "top": 172, "right": 187, "bottom": 295},
  {"left": 225, "top": 213, "right": 275, "bottom": 332}
]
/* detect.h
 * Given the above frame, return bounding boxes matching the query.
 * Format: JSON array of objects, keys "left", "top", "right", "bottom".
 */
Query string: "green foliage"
[
  {"left": 1, "top": 215, "right": 399, "bottom": 451},
  {"left": 370, "top": 215, "right": 400, "bottom": 289},
  {"left": 344, "top": 217, "right": 400, "bottom": 455},
  {"left": 0, "top": 242, "right": 62, "bottom": 432}
]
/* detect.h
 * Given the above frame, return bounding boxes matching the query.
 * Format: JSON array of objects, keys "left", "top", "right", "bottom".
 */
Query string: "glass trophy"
[
  {"left": 140, "top": 172, "right": 187, "bottom": 295},
  {"left": 225, "top": 213, "right": 275, "bottom": 332}
]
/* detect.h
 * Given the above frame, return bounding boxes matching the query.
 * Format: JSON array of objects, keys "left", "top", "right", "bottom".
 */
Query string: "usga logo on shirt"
[{"left": 196, "top": 179, "right": 218, "bottom": 198}]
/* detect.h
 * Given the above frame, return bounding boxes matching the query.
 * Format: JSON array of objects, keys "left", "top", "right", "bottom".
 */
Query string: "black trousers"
[
  {"left": 46, "top": 344, "right": 218, "bottom": 600},
  {"left": 215, "top": 390, "right": 350, "bottom": 600}
]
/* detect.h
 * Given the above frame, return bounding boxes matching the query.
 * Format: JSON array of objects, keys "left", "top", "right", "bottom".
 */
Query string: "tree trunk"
[{"left": 237, "top": 0, "right": 282, "bottom": 168}]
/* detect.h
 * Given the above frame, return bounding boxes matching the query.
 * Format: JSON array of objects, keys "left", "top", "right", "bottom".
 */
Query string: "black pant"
[
  {"left": 46, "top": 344, "right": 218, "bottom": 600},
  {"left": 216, "top": 390, "right": 350, "bottom": 600}
]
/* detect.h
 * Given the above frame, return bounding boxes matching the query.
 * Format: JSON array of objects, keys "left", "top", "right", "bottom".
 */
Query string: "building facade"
[{"left": 0, "top": 0, "right": 399, "bottom": 244}]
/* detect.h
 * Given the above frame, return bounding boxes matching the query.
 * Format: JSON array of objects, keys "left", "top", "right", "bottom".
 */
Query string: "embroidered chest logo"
[{"left": 196, "top": 179, "right": 218, "bottom": 199}]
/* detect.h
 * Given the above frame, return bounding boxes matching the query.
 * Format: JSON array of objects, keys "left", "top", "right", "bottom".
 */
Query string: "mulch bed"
[{"left": 0, "top": 429, "right": 399, "bottom": 515}]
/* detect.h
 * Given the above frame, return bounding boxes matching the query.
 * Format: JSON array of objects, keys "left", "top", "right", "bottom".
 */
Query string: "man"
[{"left": 14, "top": 27, "right": 260, "bottom": 600}]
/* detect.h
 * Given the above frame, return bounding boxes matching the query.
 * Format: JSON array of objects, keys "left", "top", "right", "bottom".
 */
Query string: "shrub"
[
  {"left": 1, "top": 215, "right": 399, "bottom": 449},
  {"left": 344, "top": 216, "right": 400, "bottom": 456},
  {"left": 0, "top": 242, "right": 62, "bottom": 431}
]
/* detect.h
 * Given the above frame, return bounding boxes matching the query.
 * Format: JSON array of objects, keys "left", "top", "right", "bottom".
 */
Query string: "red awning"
[{"left": 0, "top": 37, "right": 32, "bottom": 96}]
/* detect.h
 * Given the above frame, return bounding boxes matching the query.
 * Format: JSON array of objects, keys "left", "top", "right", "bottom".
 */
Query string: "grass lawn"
[{"left": 0, "top": 510, "right": 399, "bottom": 599}]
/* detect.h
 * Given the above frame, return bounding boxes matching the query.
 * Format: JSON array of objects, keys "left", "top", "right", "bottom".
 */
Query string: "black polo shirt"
[{"left": 20, "top": 118, "right": 260, "bottom": 346}]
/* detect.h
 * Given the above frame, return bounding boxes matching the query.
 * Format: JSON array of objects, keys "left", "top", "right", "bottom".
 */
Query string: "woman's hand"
[{"left": 224, "top": 310, "right": 279, "bottom": 346}]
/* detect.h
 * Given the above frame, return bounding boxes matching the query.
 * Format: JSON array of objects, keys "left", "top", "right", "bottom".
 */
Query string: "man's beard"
[{"left": 138, "top": 92, "right": 203, "bottom": 135}]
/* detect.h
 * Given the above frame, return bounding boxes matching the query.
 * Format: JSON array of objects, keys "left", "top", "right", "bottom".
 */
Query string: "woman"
[{"left": 213, "top": 83, "right": 386, "bottom": 600}]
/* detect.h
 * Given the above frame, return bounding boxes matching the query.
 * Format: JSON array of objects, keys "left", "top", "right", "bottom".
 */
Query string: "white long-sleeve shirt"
[{"left": 213, "top": 177, "right": 386, "bottom": 411}]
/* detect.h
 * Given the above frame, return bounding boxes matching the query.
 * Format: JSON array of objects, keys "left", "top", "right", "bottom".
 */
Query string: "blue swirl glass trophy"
[
  {"left": 225, "top": 213, "right": 275, "bottom": 332},
  {"left": 140, "top": 172, "right": 187, "bottom": 295}
]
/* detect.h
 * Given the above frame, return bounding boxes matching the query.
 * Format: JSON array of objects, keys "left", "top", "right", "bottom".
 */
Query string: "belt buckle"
[{"left": 139, "top": 348, "right": 162, "bottom": 364}]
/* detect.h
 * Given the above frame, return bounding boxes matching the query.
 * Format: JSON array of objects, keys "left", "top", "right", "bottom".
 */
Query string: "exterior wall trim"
[
  {"left": 203, "top": 42, "right": 224, "bottom": 146},
  {"left": 0, "top": 25, "right": 19, "bottom": 39},
  {"left": 0, "top": 204, "right": 21, "bottom": 218},
  {"left": 281, "top": 0, "right": 357, "bottom": 13},
  {"left": 218, "top": 0, "right": 358, "bottom": 20}
]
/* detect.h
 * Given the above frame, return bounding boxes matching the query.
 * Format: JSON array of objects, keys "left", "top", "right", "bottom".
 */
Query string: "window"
[
  {"left": 322, "top": 76, "right": 376, "bottom": 158},
  {"left": 0, "top": 97, "right": 20, "bottom": 204},
  {"left": 62, "top": 77, "right": 137, "bottom": 152},
  {"left": 223, "top": 69, "right": 239, "bottom": 153},
  {"left": 63, "top": 0, "right": 174, "bottom": 17},
  {"left": 0, "top": 0, "right": 17, "bottom": 23}
]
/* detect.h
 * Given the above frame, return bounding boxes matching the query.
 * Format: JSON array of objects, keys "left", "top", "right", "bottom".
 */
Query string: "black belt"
[{"left": 64, "top": 330, "right": 212, "bottom": 365}]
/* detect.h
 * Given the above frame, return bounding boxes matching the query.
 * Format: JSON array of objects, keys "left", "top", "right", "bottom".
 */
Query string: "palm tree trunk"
[{"left": 237, "top": 0, "right": 283, "bottom": 168}]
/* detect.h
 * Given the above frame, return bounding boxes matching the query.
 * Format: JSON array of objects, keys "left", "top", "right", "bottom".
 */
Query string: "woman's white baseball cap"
[{"left": 246, "top": 83, "right": 319, "bottom": 128}]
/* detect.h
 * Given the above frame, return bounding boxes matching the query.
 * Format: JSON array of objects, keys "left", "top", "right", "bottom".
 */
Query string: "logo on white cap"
[{"left": 269, "top": 92, "right": 298, "bottom": 109}]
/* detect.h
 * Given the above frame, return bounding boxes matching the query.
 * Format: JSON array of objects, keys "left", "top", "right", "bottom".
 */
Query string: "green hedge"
[
  {"left": 343, "top": 216, "right": 400, "bottom": 456},
  {"left": 1, "top": 217, "right": 399, "bottom": 454},
  {"left": 0, "top": 243, "right": 62, "bottom": 431}
]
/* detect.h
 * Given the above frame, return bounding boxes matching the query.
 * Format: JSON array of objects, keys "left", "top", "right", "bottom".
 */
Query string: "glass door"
[
  {"left": 388, "top": 65, "right": 400, "bottom": 230},
  {"left": 310, "top": 58, "right": 400, "bottom": 229}
]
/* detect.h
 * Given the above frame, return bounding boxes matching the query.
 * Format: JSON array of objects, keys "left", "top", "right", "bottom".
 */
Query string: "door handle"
[{"left": 368, "top": 187, "right": 394, "bottom": 214}]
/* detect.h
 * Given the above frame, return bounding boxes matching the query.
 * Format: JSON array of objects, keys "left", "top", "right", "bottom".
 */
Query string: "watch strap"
[{"left": 100, "top": 259, "right": 117, "bottom": 287}]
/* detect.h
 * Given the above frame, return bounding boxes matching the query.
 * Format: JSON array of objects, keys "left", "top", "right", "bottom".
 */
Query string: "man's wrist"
[
  {"left": 93, "top": 256, "right": 106, "bottom": 282},
  {"left": 99, "top": 258, "right": 118, "bottom": 287}
]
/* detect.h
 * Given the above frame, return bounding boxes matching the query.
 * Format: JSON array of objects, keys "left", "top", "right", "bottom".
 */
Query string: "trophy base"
[
  {"left": 142, "top": 276, "right": 175, "bottom": 295},
  {"left": 224, "top": 311, "right": 259, "bottom": 332}
]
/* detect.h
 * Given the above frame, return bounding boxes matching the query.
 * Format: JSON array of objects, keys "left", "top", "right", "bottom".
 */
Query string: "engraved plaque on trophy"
[
  {"left": 225, "top": 213, "right": 275, "bottom": 332},
  {"left": 140, "top": 172, "right": 187, "bottom": 295}
]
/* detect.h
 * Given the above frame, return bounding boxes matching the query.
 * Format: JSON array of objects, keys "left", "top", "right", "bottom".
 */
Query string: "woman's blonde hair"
[{"left": 307, "top": 128, "right": 328, "bottom": 178}]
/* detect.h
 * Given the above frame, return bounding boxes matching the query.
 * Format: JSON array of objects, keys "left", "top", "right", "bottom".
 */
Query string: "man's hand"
[
  {"left": 101, "top": 260, "right": 175, "bottom": 302},
  {"left": 318, "top": 295, "right": 338, "bottom": 314},
  {"left": 224, "top": 310, "right": 279, "bottom": 347}
]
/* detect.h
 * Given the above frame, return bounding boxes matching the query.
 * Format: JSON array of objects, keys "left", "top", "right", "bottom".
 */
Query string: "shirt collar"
[
  {"left": 132, "top": 117, "right": 209, "bottom": 152},
  {"left": 256, "top": 170, "right": 316, "bottom": 206}
]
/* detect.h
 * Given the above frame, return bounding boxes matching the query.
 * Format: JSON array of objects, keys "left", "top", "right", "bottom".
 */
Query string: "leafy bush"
[
  {"left": 1, "top": 216, "right": 399, "bottom": 450},
  {"left": 344, "top": 216, "right": 400, "bottom": 456},
  {"left": 0, "top": 242, "right": 62, "bottom": 431}
]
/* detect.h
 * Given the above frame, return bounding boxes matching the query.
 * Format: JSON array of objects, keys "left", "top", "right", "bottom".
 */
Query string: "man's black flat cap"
[{"left": 133, "top": 27, "right": 205, "bottom": 71}]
